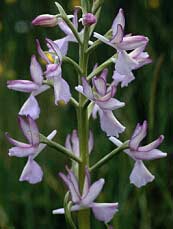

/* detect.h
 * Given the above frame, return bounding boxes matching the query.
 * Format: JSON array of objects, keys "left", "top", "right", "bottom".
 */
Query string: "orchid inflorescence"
[{"left": 5, "top": 1, "right": 167, "bottom": 228}]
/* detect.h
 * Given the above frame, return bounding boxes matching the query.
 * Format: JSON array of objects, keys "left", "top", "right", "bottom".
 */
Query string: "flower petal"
[
  {"left": 118, "top": 36, "right": 148, "bottom": 51},
  {"left": 115, "top": 51, "right": 137, "bottom": 76},
  {"left": 96, "top": 98, "right": 125, "bottom": 110},
  {"left": 45, "top": 64, "right": 61, "bottom": 79},
  {"left": 59, "top": 172, "right": 81, "bottom": 203},
  {"left": 109, "top": 136, "right": 123, "bottom": 147},
  {"left": 52, "top": 204, "right": 81, "bottom": 214},
  {"left": 36, "top": 39, "right": 50, "bottom": 64},
  {"left": 28, "top": 115, "right": 40, "bottom": 145},
  {"left": 99, "top": 110, "right": 125, "bottom": 137},
  {"left": 138, "top": 135, "right": 164, "bottom": 152},
  {"left": 111, "top": 24, "right": 124, "bottom": 44},
  {"left": 30, "top": 55, "right": 43, "bottom": 85},
  {"left": 91, "top": 202, "right": 119, "bottom": 223},
  {"left": 7, "top": 80, "right": 39, "bottom": 93},
  {"left": 19, "top": 95, "right": 40, "bottom": 120},
  {"left": 75, "top": 85, "right": 84, "bottom": 95},
  {"left": 133, "top": 149, "right": 167, "bottom": 161},
  {"left": 8, "top": 146, "right": 37, "bottom": 157},
  {"left": 66, "top": 167, "right": 80, "bottom": 197},
  {"left": 82, "top": 77, "right": 94, "bottom": 100},
  {"left": 130, "top": 160, "right": 155, "bottom": 188},
  {"left": 19, "top": 158, "right": 43, "bottom": 184},
  {"left": 88, "top": 131, "right": 94, "bottom": 154},
  {"left": 93, "top": 32, "right": 110, "bottom": 46},
  {"left": 54, "top": 37, "right": 69, "bottom": 56},
  {"left": 73, "top": 8, "right": 79, "bottom": 29},
  {"left": 93, "top": 77, "right": 107, "bottom": 96},
  {"left": 129, "top": 121, "right": 147, "bottom": 150},
  {"left": 112, "top": 70, "right": 135, "bottom": 88},
  {"left": 32, "top": 84, "right": 50, "bottom": 97},
  {"left": 112, "top": 8, "right": 125, "bottom": 36},
  {"left": 65, "top": 134, "right": 72, "bottom": 152},
  {"left": 82, "top": 167, "right": 91, "bottom": 198},
  {"left": 92, "top": 104, "right": 99, "bottom": 119},
  {"left": 5, "top": 132, "right": 30, "bottom": 147},
  {"left": 18, "top": 116, "right": 39, "bottom": 145},
  {"left": 82, "top": 178, "right": 105, "bottom": 205},
  {"left": 53, "top": 77, "right": 71, "bottom": 105},
  {"left": 71, "top": 130, "right": 80, "bottom": 157},
  {"left": 99, "top": 68, "right": 108, "bottom": 81},
  {"left": 57, "top": 18, "right": 73, "bottom": 36}
]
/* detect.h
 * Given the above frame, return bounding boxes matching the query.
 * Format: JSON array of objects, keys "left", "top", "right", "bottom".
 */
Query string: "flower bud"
[
  {"left": 32, "top": 14, "right": 58, "bottom": 27},
  {"left": 83, "top": 13, "right": 97, "bottom": 26}
]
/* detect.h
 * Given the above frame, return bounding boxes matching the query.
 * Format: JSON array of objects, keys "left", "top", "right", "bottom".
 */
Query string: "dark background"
[{"left": 0, "top": 0, "right": 173, "bottom": 228}]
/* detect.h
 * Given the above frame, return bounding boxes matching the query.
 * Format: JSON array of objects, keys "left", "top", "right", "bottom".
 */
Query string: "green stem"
[
  {"left": 81, "top": 0, "right": 92, "bottom": 13},
  {"left": 70, "top": 97, "right": 79, "bottom": 108},
  {"left": 77, "top": 22, "right": 90, "bottom": 229},
  {"left": 92, "top": 0, "right": 105, "bottom": 14},
  {"left": 89, "top": 141, "right": 129, "bottom": 172},
  {"left": 63, "top": 56, "right": 82, "bottom": 75},
  {"left": 40, "top": 134, "right": 82, "bottom": 163},
  {"left": 87, "top": 54, "right": 116, "bottom": 80}
]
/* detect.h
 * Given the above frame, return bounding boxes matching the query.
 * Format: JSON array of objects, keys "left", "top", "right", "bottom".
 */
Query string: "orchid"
[
  {"left": 94, "top": 8, "right": 151, "bottom": 87},
  {"left": 7, "top": 55, "right": 49, "bottom": 119},
  {"left": 110, "top": 120, "right": 167, "bottom": 188},
  {"left": 36, "top": 38, "right": 71, "bottom": 105},
  {"left": 76, "top": 69, "right": 125, "bottom": 136},
  {"left": 94, "top": 8, "right": 148, "bottom": 53},
  {"left": 6, "top": 115, "right": 57, "bottom": 184},
  {"left": 53, "top": 167, "right": 118, "bottom": 223}
]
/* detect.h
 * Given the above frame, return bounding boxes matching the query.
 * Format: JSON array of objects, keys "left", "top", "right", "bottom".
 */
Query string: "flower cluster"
[{"left": 5, "top": 2, "right": 167, "bottom": 228}]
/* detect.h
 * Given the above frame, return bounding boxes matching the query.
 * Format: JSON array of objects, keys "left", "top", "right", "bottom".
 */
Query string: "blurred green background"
[{"left": 0, "top": 0, "right": 173, "bottom": 228}]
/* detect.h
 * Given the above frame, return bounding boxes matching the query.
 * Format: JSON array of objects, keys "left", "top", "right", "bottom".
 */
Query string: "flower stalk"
[
  {"left": 40, "top": 134, "right": 82, "bottom": 163},
  {"left": 87, "top": 55, "right": 116, "bottom": 80},
  {"left": 90, "top": 140, "right": 129, "bottom": 172},
  {"left": 62, "top": 56, "right": 82, "bottom": 74}
]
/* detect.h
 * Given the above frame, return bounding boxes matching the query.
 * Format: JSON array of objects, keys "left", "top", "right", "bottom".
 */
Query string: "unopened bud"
[
  {"left": 32, "top": 14, "right": 58, "bottom": 27},
  {"left": 83, "top": 13, "right": 97, "bottom": 26}
]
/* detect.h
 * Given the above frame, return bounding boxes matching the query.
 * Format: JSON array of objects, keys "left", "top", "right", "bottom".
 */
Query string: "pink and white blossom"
[
  {"left": 53, "top": 167, "right": 118, "bottom": 223},
  {"left": 110, "top": 120, "right": 167, "bottom": 188}
]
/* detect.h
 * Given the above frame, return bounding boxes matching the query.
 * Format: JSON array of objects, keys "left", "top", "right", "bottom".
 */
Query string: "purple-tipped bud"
[
  {"left": 83, "top": 13, "right": 97, "bottom": 26},
  {"left": 32, "top": 14, "right": 58, "bottom": 27}
]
